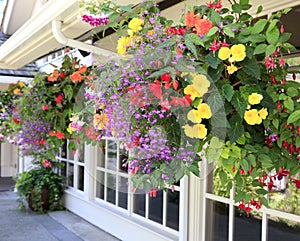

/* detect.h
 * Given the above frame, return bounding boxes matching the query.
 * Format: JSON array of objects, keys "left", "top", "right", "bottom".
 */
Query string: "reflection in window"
[
  {"left": 96, "top": 171, "right": 105, "bottom": 200},
  {"left": 167, "top": 190, "right": 180, "bottom": 230},
  {"left": 149, "top": 190, "right": 163, "bottom": 224},
  {"left": 133, "top": 194, "right": 146, "bottom": 217},
  {"left": 118, "top": 176, "right": 128, "bottom": 209},
  {"left": 107, "top": 173, "right": 116, "bottom": 204},
  {"left": 78, "top": 165, "right": 84, "bottom": 191}
]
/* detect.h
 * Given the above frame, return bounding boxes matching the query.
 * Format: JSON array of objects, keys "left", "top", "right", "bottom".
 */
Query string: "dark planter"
[{"left": 28, "top": 187, "right": 50, "bottom": 211}]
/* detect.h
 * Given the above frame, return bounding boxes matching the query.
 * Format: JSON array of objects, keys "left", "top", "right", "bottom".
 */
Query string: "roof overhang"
[{"left": 0, "top": 0, "right": 299, "bottom": 70}]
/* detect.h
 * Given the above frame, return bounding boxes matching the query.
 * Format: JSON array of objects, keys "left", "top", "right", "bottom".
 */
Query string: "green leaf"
[
  {"left": 240, "top": 158, "right": 249, "bottom": 172},
  {"left": 256, "top": 188, "right": 268, "bottom": 195},
  {"left": 251, "top": 19, "right": 268, "bottom": 34},
  {"left": 219, "top": 170, "right": 227, "bottom": 186},
  {"left": 228, "top": 115, "right": 245, "bottom": 143},
  {"left": 206, "top": 26, "right": 218, "bottom": 37},
  {"left": 266, "top": 27, "right": 280, "bottom": 44},
  {"left": 254, "top": 44, "right": 268, "bottom": 55},
  {"left": 209, "top": 10, "right": 222, "bottom": 25},
  {"left": 242, "top": 58, "right": 260, "bottom": 80},
  {"left": 118, "top": 4, "right": 134, "bottom": 12},
  {"left": 147, "top": 67, "right": 176, "bottom": 79},
  {"left": 287, "top": 110, "right": 300, "bottom": 124},
  {"left": 240, "top": 0, "right": 249, "bottom": 4},
  {"left": 272, "top": 119, "right": 279, "bottom": 129},
  {"left": 232, "top": 4, "right": 242, "bottom": 13},
  {"left": 283, "top": 96, "right": 294, "bottom": 111},
  {"left": 286, "top": 87, "right": 299, "bottom": 97},
  {"left": 205, "top": 52, "right": 221, "bottom": 69},
  {"left": 222, "top": 84, "right": 234, "bottom": 101},
  {"left": 240, "top": 4, "right": 251, "bottom": 10},
  {"left": 224, "top": 26, "right": 235, "bottom": 38},
  {"left": 184, "top": 34, "right": 197, "bottom": 58},
  {"left": 207, "top": 91, "right": 224, "bottom": 114},
  {"left": 258, "top": 154, "right": 273, "bottom": 168},
  {"left": 265, "top": 44, "right": 276, "bottom": 56},
  {"left": 232, "top": 92, "right": 247, "bottom": 118},
  {"left": 247, "top": 34, "right": 265, "bottom": 43},
  {"left": 279, "top": 32, "right": 292, "bottom": 43},
  {"left": 256, "top": 5, "right": 263, "bottom": 15},
  {"left": 187, "top": 33, "right": 204, "bottom": 46},
  {"left": 267, "top": 19, "right": 279, "bottom": 32}
]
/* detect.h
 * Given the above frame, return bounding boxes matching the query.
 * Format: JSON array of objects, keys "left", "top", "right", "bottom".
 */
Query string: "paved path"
[{"left": 0, "top": 190, "right": 119, "bottom": 241}]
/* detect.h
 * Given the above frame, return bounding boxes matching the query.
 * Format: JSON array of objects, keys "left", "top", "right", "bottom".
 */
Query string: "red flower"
[
  {"left": 49, "top": 131, "right": 56, "bottom": 136},
  {"left": 70, "top": 71, "right": 83, "bottom": 83},
  {"left": 48, "top": 70, "right": 59, "bottom": 82},
  {"left": 277, "top": 167, "right": 290, "bottom": 180},
  {"left": 161, "top": 73, "right": 171, "bottom": 83},
  {"left": 13, "top": 118, "right": 20, "bottom": 124},
  {"left": 148, "top": 81, "right": 162, "bottom": 99},
  {"left": 150, "top": 188, "right": 157, "bottom": 198},
  {"left": 40, "top": 139, "right": 46, "bottom": 145},
  {"left": 194, "top": 18, "right": 214, "bottom": 35},
  {"left": 291, "top": 178, "right": 300, "bottom": 188},
  {"left": 79, "top": 65, "right": 87, "bottom": 74},
  {"left": 60, "top": 72, "right": 65, "bottom": 80},
  {"left": 56, "top": 94, "right": 63, "bottom": 104},
  {"left": 43, "top": 160, "right": 52, "bottom": 168},
  {"left": 42, "top": 104, "right": 49, "bottom": 111},
  {"left": 170, "top": 96, "right": 191, "bottom": 107},
  {"left": 56, "top": 131, "right": 65, "bottom": 140}
]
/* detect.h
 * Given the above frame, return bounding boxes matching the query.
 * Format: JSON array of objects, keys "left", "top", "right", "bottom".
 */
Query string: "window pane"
[
  {"left": 61, "top": 141, "right": 67, "bottom": 158},
  {"left": 97, "top": 140, "right": 106, "bottom": 168},
  {"left": 205, "top": 200, "right": 229, "bottom": 241},
  {"left": 167, "top": 189, "right": 179, "bottom": 230},
  {"left": 107, "top": 140, "right": 117, "bottom": 171},
  {"left": 96, "top": 171, "right": 104, "bottom": 200},
  {"left": 268, "top": 215, "right": 300, "bottom": 241},
  {"left": 68, "top": 163, "right": 74, "bottom": 187},
  {"left": 60, "top": 161, "right": 67, "bottom": 177},
  {"left": 133, "top": 194, "right": 146, "bottom": 217},
  {"left": 106, "top": 173, "right": 116, "bottom": 204},
  {"left": 77, "top": 165, "right": 84, "bottom": 191},
  {"left": 67, "top": 147, "right": 75, "bottom": 160},
  {"left": 119, "top": 147, "right": 128, "bottom": 173},
  {"left": 118, "top": 176, "right": 128, "bottom": 209},
  {"left": 78, "top": 144, "right": 85, "bottom": 163},
  {"left": 149, "top": 190, "right": 163, "bottom": 224}
]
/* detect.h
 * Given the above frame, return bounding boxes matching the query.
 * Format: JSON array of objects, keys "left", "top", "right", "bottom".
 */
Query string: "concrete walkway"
[{"left": 0, "top": 189, "right": 120, "bottom": 241}]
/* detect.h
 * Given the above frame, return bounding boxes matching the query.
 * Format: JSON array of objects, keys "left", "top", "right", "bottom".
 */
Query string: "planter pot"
[{"left": 28, "top": 187, "right": 50, "bottom": 211}]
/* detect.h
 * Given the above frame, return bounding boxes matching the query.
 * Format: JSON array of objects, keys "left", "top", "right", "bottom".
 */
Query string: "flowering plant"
[
  {"left": 78, "top": 0, "right": 300, "bottom": 210},
  {"left": 15, "top": 159, "right": 65, "bottom": 213},
  {"left": 12, "top": 50, "right": 93, "bottom": 160},
  {"left": 0, "top": 81, "right": 27, "bottom": 143}
]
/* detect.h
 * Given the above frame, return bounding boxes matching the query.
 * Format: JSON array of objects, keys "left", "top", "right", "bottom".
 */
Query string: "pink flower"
[{"left": 43, "top": 160, "right": 52, "bottom": 168}]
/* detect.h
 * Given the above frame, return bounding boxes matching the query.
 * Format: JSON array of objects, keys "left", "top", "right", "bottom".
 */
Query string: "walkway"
[{"left": 0, "top": 178, "right": 120, "bottom": 241}]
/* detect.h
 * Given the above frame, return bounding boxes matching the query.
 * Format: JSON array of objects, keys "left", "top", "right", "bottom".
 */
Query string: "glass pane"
[
  {"left": 149, "top": 190, "right": 163, "bottom": 224},
  {"left": 167, "top": 189, "right": 179, "bottom": 230},
  {"left": 106, "top": 173, "right": 116, "bottom": 204},
  {"left": 205, "top": 200, "right": 229, "bottom": 241},
  {"left": 119, "top": 147, "right": 128, "bottom": 173},
  {"left": 107, "top": 140, "right": 117, "bottom": 171},
  {"left": 268, "top": 215, "right": 300, "bottom": 241},
  {"left": 77, "top": 165, "right": 84, "bottom": 191},
  {"left": 234, "top": 207, "right": 261, "bottom": 241},
  {"left": 97, "top": 140, "right": 106, "bottom": 168},
  {"left": 96, "top": 171, "right": 104, "bottom": 200},
  {"left": 118, "top": 176, "right": 128, "bottom": 209},
  {"left": 68, "top": 163, "right": 74, "bottom": 187},
  {"left": 60, "top": 161, "right": 67, "bottom": 177},
  {"left": 61, "top": 141, "right": 67, "bottom": 158},
  {"left": 78, "top": 144, "right": 85, "bottom": 163},
  {"left": 67, "top": 146, "right": 75, "bottom": 160},
  {"left": 269, "top": 178, "right": 300, "bottom": 215},
  {"left": 133, "top": 194, "right": 146, "bottom": 217}
]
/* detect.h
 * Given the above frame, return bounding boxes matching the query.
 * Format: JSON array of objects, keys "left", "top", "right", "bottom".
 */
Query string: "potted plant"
[{"left": 15, "top": 159, "right": 66, "bottom": 213}]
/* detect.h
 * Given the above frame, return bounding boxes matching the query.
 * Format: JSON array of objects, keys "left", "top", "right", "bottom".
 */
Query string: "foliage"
[
  {"left": 11, "top": 50, "right": 94, "bottom": 160},
  {"left": 14, "top": 159, "right": 65, "bottom": 213},
  {"left": 76, "top": 0, "right": 300, "bottom": 210}
]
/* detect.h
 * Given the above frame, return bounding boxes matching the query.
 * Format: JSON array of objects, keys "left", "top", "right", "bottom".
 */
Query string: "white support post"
[{"left": 228, "top": 183, "right": 235, "bottom": 241}]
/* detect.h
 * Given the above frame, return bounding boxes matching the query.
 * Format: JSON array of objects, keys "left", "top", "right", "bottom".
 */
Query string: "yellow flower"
[
  {"left": 183, "top": 124, "right": 208, "bottom": 139},
  {"left": 93, "top": 113, "right": 109, "bottom": 130},
  {"left": 248, "top": 93, "right": 263, "bottom": 105},
  {"left": 197, "top": 103, "right": 212, "bottom": 119},
  {"left": 184, "top": 85, "right": 201, "bottom": 101},
  {"left": 117, "top": 36, "right": 131, "bottom": 54},
  {"left": 128, "top": 18, "right": 143, "bottom": 33},
  {"left": 218, "top": 47, "right": 231, "bottom": 60},
  {"left": 258, "top": 108, "right": 268, "bottom": 119},
  {"left": 244, "top": 109, "right": 261, "bottom": 125},
  {"left": 230, "top": 44, "right": 246, "bottom": 62},
  {"left": 18, "top": 81, "right": 25, "bottom": 87},
  {"left": 67, "top": 123, "right": 73, "bottom": 134},
  {"left": 227, "top": 64, "right": 238, "bottom": 74},
  {"left": 191, "top": 73, "right": 210, "bottom": 96},
  {"left": 13, "top": 88, "right": 20, "bottom": 95},
  {"left": 187, "top": 109, "right": 202, "bottom": 123}
]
